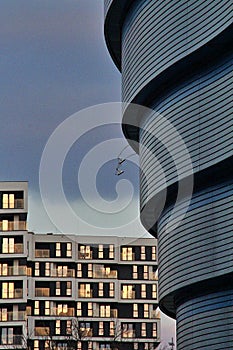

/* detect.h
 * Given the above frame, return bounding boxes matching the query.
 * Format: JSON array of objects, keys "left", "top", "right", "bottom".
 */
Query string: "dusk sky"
[{"left": 0, "top": 0, "right": 175, "bottom": 344}]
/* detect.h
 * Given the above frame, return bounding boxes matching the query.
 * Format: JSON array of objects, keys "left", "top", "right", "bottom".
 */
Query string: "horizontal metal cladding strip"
[
  {"left": 176, "top": 291, "right": 233, "bottom": 349},
  {"left": 122, "top": 0, "right": 232, "bottom": 103},
  {"left": 157, "top": 181, "right": 233, "bottom": 311},
  {"left": 140, "top": 57, "right": 233, "bottom": 208}
]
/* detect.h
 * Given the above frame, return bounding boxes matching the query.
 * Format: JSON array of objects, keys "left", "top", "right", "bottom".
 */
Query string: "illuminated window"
[
  {"left": 122, "top": 285, "right": 134, "bottom": 299},
  {"left": 110, "top": 321, "right": 115, "bottom": 336},
  {"left": 79, "top": 245, "right": 91, "bottom": 259},
  {"left": 88, "top": 302, "right": 93, "bottom": 316},
  {"left": 121, "top": 247, "right": 133, "bottom": 261},
  {"left": 144, "top": 304, "right": 149, "bottom": 318},
  {"left": 67, "top": 281, "right": 72, "bottom": 296},
  {"left": 58, "top": 265, "right": 68, "bottom": 277},
  {"left": 122, "top": 323, "right": 134, "bottom": 338},
  {"left": 77, "top": 341, "right": 82, "bottom": 350},
  {"left": 2, "top": 282, "right": 14, "bottom": 299},
  {"left": 79, "top": 284, "right": 91, "bottom": 298},
  {"left": 0, "top": 263, "right": 8, "bottom": 276},
  {"left": 133, "top": 265, "right": 138, "bottom": 279},
  {"left": 77, "top": 302, "right": 82, "bottom": 316},
  {"left": 66, "top": 243, "right": 72, "bottom": 257},
  {"left": 100, "top": 305, "right": 110, "bottom": 317},
  {"left": 88, "top": 341, "right": 93, "bottom": 350},
  {"left": 2, "top": 194, "right": 14, "bottom": 209},
  {"left": 99, "top": 282, "right": 104, "bottom": 297},
  {"left": 143, "top": 266, "right": 148, "bottom": 279},
  {"left": 56, "top": 320, "right": 60, "bottom": 335},
  {"left": 35, "top": 262, "right": 40, "bottom": 276},
  {"left": 45, "top": 263, "right": 50, "bottom": 277},
  {"left": 45, "top": 301, "right": 50, "bottom": 315},
  {"left": 141, "top": 246, "right": 146, "bottom": 260},
  {"left": 98, "top": 244, "right": 104, "bottom": 259},
  {"left": 109, "top": 282, "right": 114, "bottom": 297},
  {"left": 141, "top": 322, "right": 146, "bottom": 337},
  {"left": 56, "top": 243, "right": 61, "bottom": 257},
  {"left": 141, "top": 284, "right": 146, "bottom": 298},
  {"left": 153, "top": 323, "right": 157, "bottom": 337},
  {"left": 0, "top": 308, "right": 7, "bottom": 321},
  {"left": 2, "top": 238, "right": 14, "bottom": 253},
  {"left": 133, "top": 304, "right": 138, "bottom": 318},
  {"left": 34, "top": 301, "right": 40, "bottom": 315},
  {"left": 88, "top": 264, "right": 93, "bottom": 278},
  {"left": 67, "top": 320, "right": 72, "bottom": 335},
  {"left": 152, "top": 284, "right": 157, "bottom": 299},
  {"left": 2, "top": 328, "right": 13, "bottom": 344},
  {"left": 56, "top": 281, "right": 60, "bottom": 296},
  {"left": 99, "top": 321, "right": 104, "bottom": 336},
  {"left": 34, "top": 340, "right": 39, "bottom": 350},
  {"left": 77, "top": 263, "right": 82, "bottom": 278},
  {"left": 109, "top": 245, "right": 114, "bottom": 259},
  {"left": 152, "top": 246, "right": 156, "bottom": 260},
  {"left": 134, "top": 343, "right": 138, "bottom": 350}
]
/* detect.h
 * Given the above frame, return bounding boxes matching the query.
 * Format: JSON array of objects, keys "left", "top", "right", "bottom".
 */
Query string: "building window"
[
  {"left": 67, "top": 281, "right": 72, "bottom": 296},
  {"left": 80, "top": 322, "right": 91, "bottom": 337},
  {"left": 109, "top": 282, "right": 114, "bottom": 297},
  {"left": 79, "top": 245, "right": 91, "bottom": 259},
  {"left": 99, "top": 321, "right": 104, "bottom": 336},
  {"left": 88, "top": 341, "right": 93, "bottom": 350},
  {"left": 99, "top": 282, "right": 104, "bottom": 297},
  {"left": 88, "top": 302, "right": 93, "bottom": 316},
  {"left": 141, "top": 246, "right": 146, "bottom": 260},
  {"left": 133, "top": 265, "right": 138, "bottom": 279},
  {"left": 109, "top": 245, "right": 114, "bottom": 259},
  {"left": 100, "top": 305, "right": 110, "bottom": 318},
  {"left": 79, "top": 284, "right": 91, "bottom": 298},
  {"left": 133, "top": 304, "right": 138, "bottom": 318},
  {"left": 56, "top": 243, "right": 61, "bottom": 257},
  {"left": 56, "top": 320, "right": 60, "bottom": 335},
  {"left": 77, "top": 302, "right": 82, "bottom": 316},
  {"left": 122, "top": 285, "right": 135, "bottom": 299},
  {"left": 34, "top": 340, "right": 39, "bottom": 350},
  {"left": 77, "top": 263, "right": 82, "bottom": 278},
  {"left": 141, "top": 323, "right": 146, "bottom": 337},
  {"left": 141, "top": 284, "right": 146, "bottom": 298},
  {"left": 0, "top": 308, "right": 7, "bottom": 321},
  {"left": 2, "top": 282, "right": 14, "bottom": 298},
  {"left": 2, "top": 238, "right": 14, "bottom": 253},
  {"left": 88, "top": 264, "right": 93, "bottom": 278},
  {"left": 122, "top": 323, "right": 134, "bottom": 338},
  {"left": 35, "top": 262, "right": 40, "bottom": 276},
  {"left": 58, "top": 265, "right": 68, "bottom": 277},
  {"left": 0, "top": 263, "right": 8, "bottom": 276},
  {"left": 56, "top": 281, "right": 61, "bottom": 296},
  {"left": 143, "top": 266, "right": 148, "bottom": 280},
  {"left": 2, "top": 328, "right": 13, "bottom": 344},
  {"left": 152, "top": 284, "right": 157, "bottom": 299},
  {"left": 45, "top": 301, "right": 50, "bottom": 315},
  {"left": 152, "top": 246, "right": 156, "bottom": 260},
  {"left": 110, "top": 321, "right": 115, "bottom": 336},
  {"left": 121, "top": 247, "right": 133, "bottom": 261},
  {"left": 98, "top": 244, "right": 104, "bottom": 259},
  {"left": 34, "top": 301, "right": 40, "bottom": 315},
  {"left": 67, "top": 320, "right": 72, "bottom": 335},
  {"left": 144, "top": 304, "right": 149, "bottom": 318},
  {"left": 134, "top": 343, "right": 138, "bottom": 350},
  {"left": 77, "top": 341, "right": 82, "bottom": 350},
  {"left": 2, "top": 194, "right": 14, "bottom": 209},
  {"left": 45, "top": 263, "right": 50, "bottom": 277},
  {"left": 66, "top": 243, "right": 72, "bottom": 257}
]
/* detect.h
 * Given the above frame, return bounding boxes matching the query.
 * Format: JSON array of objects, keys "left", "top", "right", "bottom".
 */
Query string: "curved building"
[{"left": 104, "top": 1, "right": 233, "bottom": 349}]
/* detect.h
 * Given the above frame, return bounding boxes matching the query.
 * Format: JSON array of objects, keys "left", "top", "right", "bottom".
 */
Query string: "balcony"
[
  {"left": 78, "top": 252, "right": 92, "bottom": 259},
  {"left": 0, "top": 311, "right": 26, "bottom": 321},
  {"left": 93, "top": 270, "right": 117, "bottom": 279},
  {"left": 51, "top": 308, "right": 75, "bottom": 317},
  {"left": 35, "top": 288, "right": 50, "bottom": 297},
  {"left": 0, "top": 266, "right": 27, "bottom": 276},
  {"left": 78, "top": 290, "right": 93, "bottom": 298},
  {"left": 35, "top": 327, "right": 50, "bottom": 336},
  {"left": 51, "top": 269, "right": 75, "bottom": 278},
  {"left": 0, "top": 221, "right": 27, "bottom": 231},
  {"left": 35, "top": 249, "right": 50, "bottom": 258}
]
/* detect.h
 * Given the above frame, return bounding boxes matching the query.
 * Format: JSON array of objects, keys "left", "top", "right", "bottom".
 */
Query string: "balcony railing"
[
  {"left": 0, "top": 311, "right": 26, "bottom": 321},
  {"left": 35, "top": 288, "right": 50, "bottom": 297},
  {"left": 14, "top": 289, "right": 23, "bottom": 298},
  {"left": 35, "top": 327, "right": 50, "bottom": 336},
  {"left": 51, "top": 269, "right": 75, "bottom": 277},
  {"left": 0, "top": 335, "right": 24, "bottom": 345},
  {"left": 0, "top": 221, "right": 27, "bottom": 231},
  {"left": 1, "top": 199, "right": 24, "bottom": 210},
  {"left": 51, "top": 308, "right": 75, "bottom": 317},
  {"left": 0, "top": 266, "right": 27, "bottom": 276},
  {"left": 35, "top": 249, "right": 50, "bottom": 258},
  {"left": 78, "top": 290, "right": 93, "bottom": 298},
  {"left": 78, "top": 252, "right": 92, "bottom": 259},
  {"left": 93, "top": 270, "right": 117, "bottom": 279}
]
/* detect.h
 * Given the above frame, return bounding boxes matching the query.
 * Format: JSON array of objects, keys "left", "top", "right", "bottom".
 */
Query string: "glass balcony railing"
[
  {"left": 0, "top": 311, "right": 26, "bottom": 321},
  {"left": 14, "top": 289, "right": 23, "bottom": 298},
  {"left": 78, "top": 290, "right": 93, "bottom": 298},
  {"left": 0, "top": 266, "right": 27, "bottom": 276},
  {"left": 51, "top": 308, "right": 75, "bottom": 317},
  {"left": 0, "top": 221, "right": 27, "bottom": 231},
  {"left": 51, "top": 269, "right": 75, "bottom": 277},
  {"left": 78, "top": 252, "right": 93, "bottom": 259},
  {"left": 149, "top": 272, "right": 158, "bottom": 280},
  {"left": 35, "top": 249, "right": 50, "bottom": 258},
  {"left": 1, "top": 244, "right": 24, "bottom": 255},
  {"left": 34, "top": 327, "right": 50, "bottom": 336},
  {"left": 93, "top": 270, "right": 117, "bottom": 279},
  {"left": 35, "top": 288, "right": 50, "bottom": 297}
]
